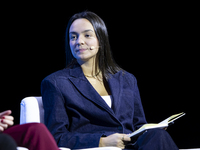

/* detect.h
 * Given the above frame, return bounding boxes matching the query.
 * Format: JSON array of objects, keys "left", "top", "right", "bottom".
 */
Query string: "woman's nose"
[{"left": 76, "top": 36, "right": 85, "bottom": 46}]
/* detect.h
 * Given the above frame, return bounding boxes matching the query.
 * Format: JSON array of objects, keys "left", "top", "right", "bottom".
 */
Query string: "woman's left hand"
[
  {"left": 99, "top": 133, "right": 131, "bottom": 149},
  {"left": 0, "top": 110, "right": 14, "bottom": 132}
]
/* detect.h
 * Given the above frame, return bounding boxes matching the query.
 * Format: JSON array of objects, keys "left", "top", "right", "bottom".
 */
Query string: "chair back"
[{"left": 20, "top": 96, "right": 44, "bottom": 124}]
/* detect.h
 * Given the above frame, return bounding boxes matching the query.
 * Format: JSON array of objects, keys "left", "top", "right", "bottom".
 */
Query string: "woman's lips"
[{"left": 76, "top": 49, "right": 87, "bottom": 52}]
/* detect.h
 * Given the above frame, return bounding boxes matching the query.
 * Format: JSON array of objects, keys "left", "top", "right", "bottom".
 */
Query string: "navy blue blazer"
[{"left": 41, "top": 64, "right": 147, "bottom": 149}]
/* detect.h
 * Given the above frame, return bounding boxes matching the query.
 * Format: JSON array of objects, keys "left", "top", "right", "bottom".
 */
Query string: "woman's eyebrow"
[
  {"left": 69, "top": 29, "right": 94, "bottom": 34},
  {"left": 82, "top": 29, "right": 94, "bottom": 33}
]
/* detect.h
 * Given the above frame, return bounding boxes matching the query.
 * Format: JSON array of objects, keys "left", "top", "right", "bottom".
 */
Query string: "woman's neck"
[{"left": 78, "top": 58, "right": 100, "bottom": 77}]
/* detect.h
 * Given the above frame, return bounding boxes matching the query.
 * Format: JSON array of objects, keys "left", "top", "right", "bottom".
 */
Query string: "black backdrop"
[{"left": 1, "top": 2, "right": 199, "bottom": 149}]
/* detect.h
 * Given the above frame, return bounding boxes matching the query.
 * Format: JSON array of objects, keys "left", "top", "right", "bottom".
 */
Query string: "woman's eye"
[
  {"left": 70, "top": 36, "right": 76, "bottom": 40},
  {"left": 70, "top": 35, "right": 77, "bottom": 40},
  {"left": 85, "top": 34, "right": 91, "bottom": 38}
]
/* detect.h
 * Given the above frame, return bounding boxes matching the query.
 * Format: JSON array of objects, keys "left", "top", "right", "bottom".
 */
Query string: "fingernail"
[
  {"left": 2, "top": 117, "right": 5, "bottom": 119},
  {"left": 1, "top": 119, "right": 3, "bottom": 123}
]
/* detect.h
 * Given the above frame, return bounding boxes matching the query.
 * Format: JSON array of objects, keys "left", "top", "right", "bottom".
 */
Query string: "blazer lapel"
[{"left": 68, "top": 65, "right": 115, "bottom": 116}]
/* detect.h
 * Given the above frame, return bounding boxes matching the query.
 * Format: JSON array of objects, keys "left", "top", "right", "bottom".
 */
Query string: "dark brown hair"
[{"left": 65, "top": 11, "right": 122, "bottom": 79}]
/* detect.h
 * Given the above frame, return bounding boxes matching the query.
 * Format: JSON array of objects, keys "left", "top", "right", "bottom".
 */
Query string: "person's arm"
[
  {"left": 0, "top": 110, "right": 14, "bottom": 132},
  {"left": 126, "top": 73, "right": 147, "bottom": 130},
  {"left": 41, "top": 78, "right": 104, "bottom": 149}
]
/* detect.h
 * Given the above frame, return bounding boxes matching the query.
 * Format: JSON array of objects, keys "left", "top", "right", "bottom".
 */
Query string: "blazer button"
[{"left": 117, "top": 126, "right": 123, "bottom": 131}]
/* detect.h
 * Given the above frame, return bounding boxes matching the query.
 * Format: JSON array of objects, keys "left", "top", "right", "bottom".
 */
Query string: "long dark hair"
[{"left": 65, "top": 11, "right": 122, "bottom": 79}]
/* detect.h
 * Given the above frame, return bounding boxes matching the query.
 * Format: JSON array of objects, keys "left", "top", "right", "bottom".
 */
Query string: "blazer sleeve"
[
  {"left": 126, "top": 73, "right": 147, "bottom": 130},
  {"left": 41, "top": 77, "right": 103, "bottom": 149}
]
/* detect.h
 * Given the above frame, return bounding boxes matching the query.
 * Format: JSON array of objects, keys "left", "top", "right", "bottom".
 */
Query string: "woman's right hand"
[
  {"left": 99, "top": 133, "right": 131, "bottom": 149},
  {"left": 0, "top": 110, "right": 14, "bottom": 132}
]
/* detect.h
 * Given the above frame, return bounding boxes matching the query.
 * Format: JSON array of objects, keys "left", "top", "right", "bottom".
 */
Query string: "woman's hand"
[
  {"left": 0, "top": 110, "right": 14, "bottom": 132},
  {"left": 99, "top": 133, "right": 131, "bottom": 149}
]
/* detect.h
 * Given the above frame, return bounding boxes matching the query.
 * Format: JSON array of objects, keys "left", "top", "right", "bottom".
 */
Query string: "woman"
[
  {"left": 0, "top": 110, "right": 59, "bottom": 150},
  {"left": 41, "top": 11, "right": 178, "bottom": 150}
]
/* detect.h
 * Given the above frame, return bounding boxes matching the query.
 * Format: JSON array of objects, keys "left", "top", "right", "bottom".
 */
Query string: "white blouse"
[{"left": 101, "top": 95, "right": 112, "bottom": 108}]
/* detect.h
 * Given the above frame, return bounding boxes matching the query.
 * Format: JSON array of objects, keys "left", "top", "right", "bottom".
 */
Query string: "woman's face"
[{"left": 69, "top": 18, "right": 99, "bottom": 64}]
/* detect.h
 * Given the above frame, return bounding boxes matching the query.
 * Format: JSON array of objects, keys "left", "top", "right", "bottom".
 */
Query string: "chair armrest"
[
  {"left": 17, "top": 147, "right": 29, "bottom": 150},
  {"left": 20, "top": 97, "right": 42, "bottom": 124}
]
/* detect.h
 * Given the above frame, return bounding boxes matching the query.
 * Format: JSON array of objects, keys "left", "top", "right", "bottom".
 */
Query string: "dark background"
[{"left": 1, "top": 2, "right": 199, "bottom": 149}]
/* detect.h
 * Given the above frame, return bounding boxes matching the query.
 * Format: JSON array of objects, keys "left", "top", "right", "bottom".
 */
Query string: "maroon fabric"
[{"left": 4, "top": 123, "right": 59, "bottom": 150}]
